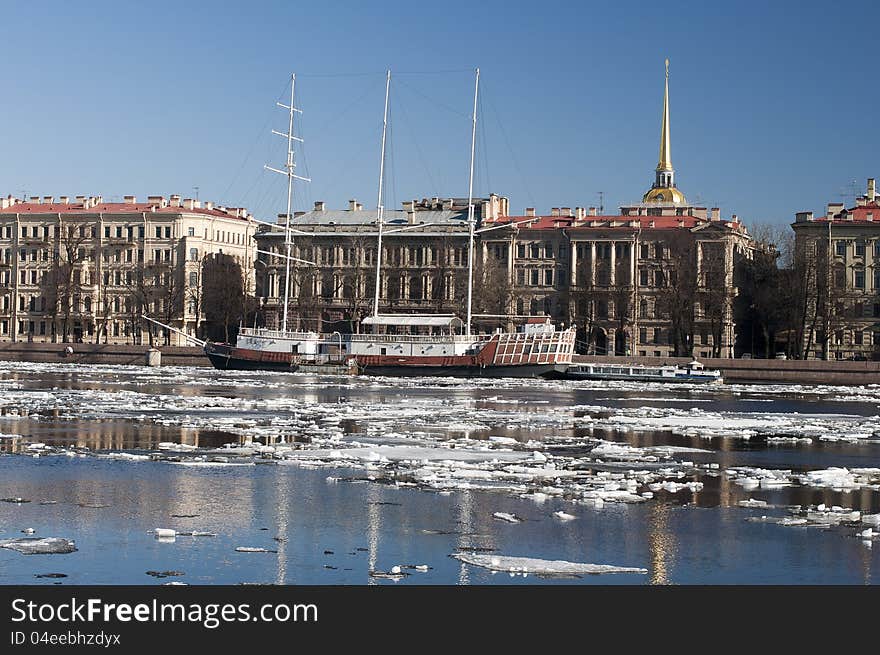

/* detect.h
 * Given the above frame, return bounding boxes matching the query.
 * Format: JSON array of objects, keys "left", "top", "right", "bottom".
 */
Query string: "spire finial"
[{"left": 657, "top": 58, "right": 672, "bottom": 173}]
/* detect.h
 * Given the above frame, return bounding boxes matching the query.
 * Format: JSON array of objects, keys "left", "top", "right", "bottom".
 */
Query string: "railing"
[
  {"left": 238, "top": 327, "right": 320, "bottom": 340},
  {"left": 347, "top": 332, "right": 487, "bottom": 344}
]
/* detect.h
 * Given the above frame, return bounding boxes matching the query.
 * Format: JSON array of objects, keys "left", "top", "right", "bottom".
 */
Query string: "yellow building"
[{"left": 0, "top": 194, "right": 255, "bottom": 344}]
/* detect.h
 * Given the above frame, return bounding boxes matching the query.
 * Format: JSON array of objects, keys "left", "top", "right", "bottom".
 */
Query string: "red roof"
[
  {"left": 484, "top": 214, "right": 741, "bottom": 231},
  {"left": 814, "top": 201, "right": 880, "bottom": 223},
  {"left": 0, "top": 201, "right": 250, "bottom": 221}
]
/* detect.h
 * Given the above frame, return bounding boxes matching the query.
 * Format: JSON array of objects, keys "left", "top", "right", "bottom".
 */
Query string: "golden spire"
[
  {"left": 657, "top": 58, "right": 672, "bottom": 172},
  {"left": 642, "top": 58, "right": 685, "bottom": 204}
]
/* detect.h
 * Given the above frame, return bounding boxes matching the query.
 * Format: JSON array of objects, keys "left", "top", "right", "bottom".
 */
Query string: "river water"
[{"left": 0, "top": 361, "right": 878, "bottom": 585}]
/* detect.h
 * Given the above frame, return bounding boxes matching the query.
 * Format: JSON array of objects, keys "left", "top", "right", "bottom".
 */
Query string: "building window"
[
  {"left": 188, "top": 227, "right": 195, "bottom": 237},
  {"left": 530, "top": 243, "right": 540, "bottom": 258},
  {"left": 639, "top": 299, "right": 648, "bottom": 318},
  {"left": 190, "top": 248, "right": 199, "bottom": 261},
  {"left": 854, "top": 330, "right": 863, "bottom": 345},
  {"left": 544, "top": 269, "right": 553, "bottom": 286},
  {"left": 517, "top": 244, "right": 525, "bottom": 258},
  {"left": 836, "top": 241, "right": 846, "bottom": 256},
  {"left": 640, "top": 244, "right": 649, "bottom": 259},
  {"left": 856, "top": 241, "right": 866, "bottom": 257},
  {"left": 165, "top": 227, "right": 171, "bottom": 239},
  {"left": 544, "top": 243, "right": 553, "bottom": 258},
  {"left": 639, "top": 269, "right": 649, "bottom": 286},
  {"left": 653, "top": 328, "right": 661, "bottom": 344},
  {"left": 189, "top": 272, "right": 198, "bottom": 286},
  {"left": 639, "top": 327, "right": 647, "bottom": 343},
  {"left": 516, "top": 269, "right": 525, "bottom": 285},
  {"left": 834, "top": 268, "right": 845, "bottom": 288},
  {"left": 530, "top": 269, "right": 539, "bottom": 286},
  {"left": 855, "top": 270, "right": 866, "bottom": 289}
]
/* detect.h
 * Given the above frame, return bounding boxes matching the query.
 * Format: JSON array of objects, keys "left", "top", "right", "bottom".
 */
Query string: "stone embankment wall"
[
  {"left": 0, "top": 342, "right": 209, "bottom": 367},
  {"left": 0, "top": 342, "right": 876, "bottom": 385},
  {"left": 572, "top": 354, "right": 880, "bottom": 385}
]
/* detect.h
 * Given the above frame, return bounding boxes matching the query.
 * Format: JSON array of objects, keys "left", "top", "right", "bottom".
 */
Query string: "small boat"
[{"left": 554, "top": 359, "right": 723, "bottom": 384}]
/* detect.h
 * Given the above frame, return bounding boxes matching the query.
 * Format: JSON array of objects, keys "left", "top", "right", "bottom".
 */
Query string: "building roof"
[
  {"left": 483, "top": 214, "right": 742, "bottom": 232},
  {"left": 810, "top": 200, "right": 880, "bottom": 224},
  {"left": 282, "top": 208, "right": 469, "bottom": 226},
  {"left": 0, "top": 199, "right": 251, "bottom": 221}
]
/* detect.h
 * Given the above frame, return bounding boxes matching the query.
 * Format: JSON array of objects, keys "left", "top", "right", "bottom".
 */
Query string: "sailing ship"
[{"left": 203, "top": 70, "right": 575, "bottom": 377}]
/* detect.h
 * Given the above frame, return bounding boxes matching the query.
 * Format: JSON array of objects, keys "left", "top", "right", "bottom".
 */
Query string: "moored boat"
[{"left": 553, "top": 359, "right": 723, "bottom": 383}]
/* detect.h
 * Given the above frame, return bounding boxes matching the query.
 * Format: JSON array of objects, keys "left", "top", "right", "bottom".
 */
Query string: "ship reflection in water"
[{"left": 0, "top": 362, "right": 877, "bottom": 584}]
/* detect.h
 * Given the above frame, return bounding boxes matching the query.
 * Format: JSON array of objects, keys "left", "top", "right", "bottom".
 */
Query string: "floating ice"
[
  {"left": 492, "top": 512, "right": 522, "bottom": 523},
  {"left": 452, "top": 553, "right": 647, "bottom": 575},
  {"left": 0, "top": 537, "right": 77, "bottom": 555}
]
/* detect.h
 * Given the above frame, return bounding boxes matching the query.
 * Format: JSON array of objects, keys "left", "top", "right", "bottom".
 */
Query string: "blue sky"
[{"left": 0, "top": 1, "right": 877, "bottom": 228}]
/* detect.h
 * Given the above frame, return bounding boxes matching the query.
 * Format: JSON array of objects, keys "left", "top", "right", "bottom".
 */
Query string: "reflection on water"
[
  {"left": 0, "top": 363, "right": 879, "bottom": 584},
  {"left": 649, "top": 504, "right": 676, "bottom": 585}
]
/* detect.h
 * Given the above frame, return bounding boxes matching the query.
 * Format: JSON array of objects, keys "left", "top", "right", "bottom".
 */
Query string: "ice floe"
[
  {"left": 0, "top": 537, "right": 77, "bottom": 554},
  {"left": 451, "top": 553, "right": 647, "bottom": 575}
]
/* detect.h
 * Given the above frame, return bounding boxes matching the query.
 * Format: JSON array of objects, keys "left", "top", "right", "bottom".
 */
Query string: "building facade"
[
  {"left": 791, "top": 178, "right": 880, "bottom": 360},
  {"left": 0, "top": 194, "right": 255, "bottom": 345},
  {"left": 255, "top": 195, "right": 509, "bottom": 332},
  {"left": 253, "top": 62, "right": 753, "bottom": 358}
]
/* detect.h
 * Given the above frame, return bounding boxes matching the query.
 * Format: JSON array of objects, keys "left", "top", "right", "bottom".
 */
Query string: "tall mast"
[
  {"left": 372, "top": 70, "right": 391, "bottom": 318},
  {"left": 465, "top": 68, "right": 480, "bottom": 337},
  {"left": 265, "top": 73, "right": 309, "bottom": 333}
]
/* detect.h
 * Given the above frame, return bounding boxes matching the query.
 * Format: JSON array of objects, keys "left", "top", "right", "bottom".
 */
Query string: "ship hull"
[
  {"left": 355, "top": 361, "right": 558, "bottom": 378},
  {"left": 204, "top": 343, "right": 300, "bottom": 372}
]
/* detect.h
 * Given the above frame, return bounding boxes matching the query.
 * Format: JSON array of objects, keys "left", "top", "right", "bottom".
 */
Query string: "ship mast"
[
  {"left": 265, "top": 73, "right": 309, "bottom": 333},
  {"left": 372, "top": 70, "right": 391, "bottom": 318},
  {"left": 465, "top": 68, "right": 480, "bottom": 338}
]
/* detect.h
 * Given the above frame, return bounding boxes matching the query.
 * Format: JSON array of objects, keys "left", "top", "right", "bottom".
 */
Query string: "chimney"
[
  {"left": 123, "top": 195, "right": 136, "bottom": 204},
  {"left": 314, "top": 201, "right": 325, "bottom": 211},
  {"left": 443, "top": 198, "right": 454, "bottom": 210},
  {"left": 525, "top": 207, "right": 535, "bottom": 217},
  {"left": 827, "top": 202, "right": 843, "bottom": 219},
  {"left": 795, "top": 211, "right": 814, "bottom": 223},
  {"left": 205, "top": 201, "right": 214, "bottom": 211},
  {"left": 709, "top": 207, "right": 719, "bottom": 220},
  {"left": 43, "top": 196, "right": 53, "bottom": 204},
  {"left": 147, "top": 195, "right": 166, "bottom": 208},
  {"left": 867, "top": 212, "right": 874, "bottom": 222},
  {"left": 349, "top": 199, "right": 358, "bottom": 211},
  {"left": 575, "top": 207, "right": 585, "bottom": 219},
  {"left": 169, "top": 194, "right": 182, "bottom": 207},
  {"left": 588, "top": 207, "right": 597, "bottom": 216},
  {"left": 561, "top": 207, "right": 572, "bottom": 217},
  {"left": 845, "top": 211, "right": 854, "bottom": 221},
  {"left": 869, "top": 178, "right": 876, "bottom": 202},
  {"left": 356, "top": 202, "right": 363, "bottom": 211},
  {"left": 403, "top": 200, "right": 416, "bottom": 212},
  {"left": 30, "top": 196, "right": 40, "bottom": 204},
  {"left": 183, "top": 198, "right": 195, "bottom": 210},
  {"left": 551, "top": 207, "right": 560, "bottom": 217},
  {"left": 731, "top": 214, "right": 738, "bottom": 222},
  {"left": 93, "top": 196, "right": 103, "bottom": 206}
]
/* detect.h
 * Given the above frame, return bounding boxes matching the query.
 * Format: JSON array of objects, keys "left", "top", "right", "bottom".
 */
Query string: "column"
[
  {"left": 589, "top": 242, "right": 596, "bottom": 287},
  {"left": 609, "top": 241, "right": 616, "bottom": 286}
]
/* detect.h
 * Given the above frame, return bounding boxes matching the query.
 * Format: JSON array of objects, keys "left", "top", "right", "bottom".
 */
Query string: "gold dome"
[{"left": 643, "top": 186, "right": 687, "bottom": 204}]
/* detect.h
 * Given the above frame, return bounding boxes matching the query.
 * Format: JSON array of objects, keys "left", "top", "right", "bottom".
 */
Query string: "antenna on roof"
[
  {"left": 597, "top": 191, "right": 604, "bottom": 214},
  {"left": 839, "top": 179, "right": 859, "bottom": 204},
  {"left": 193, "top": 186, "right": 199, "bottom": 201}
]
